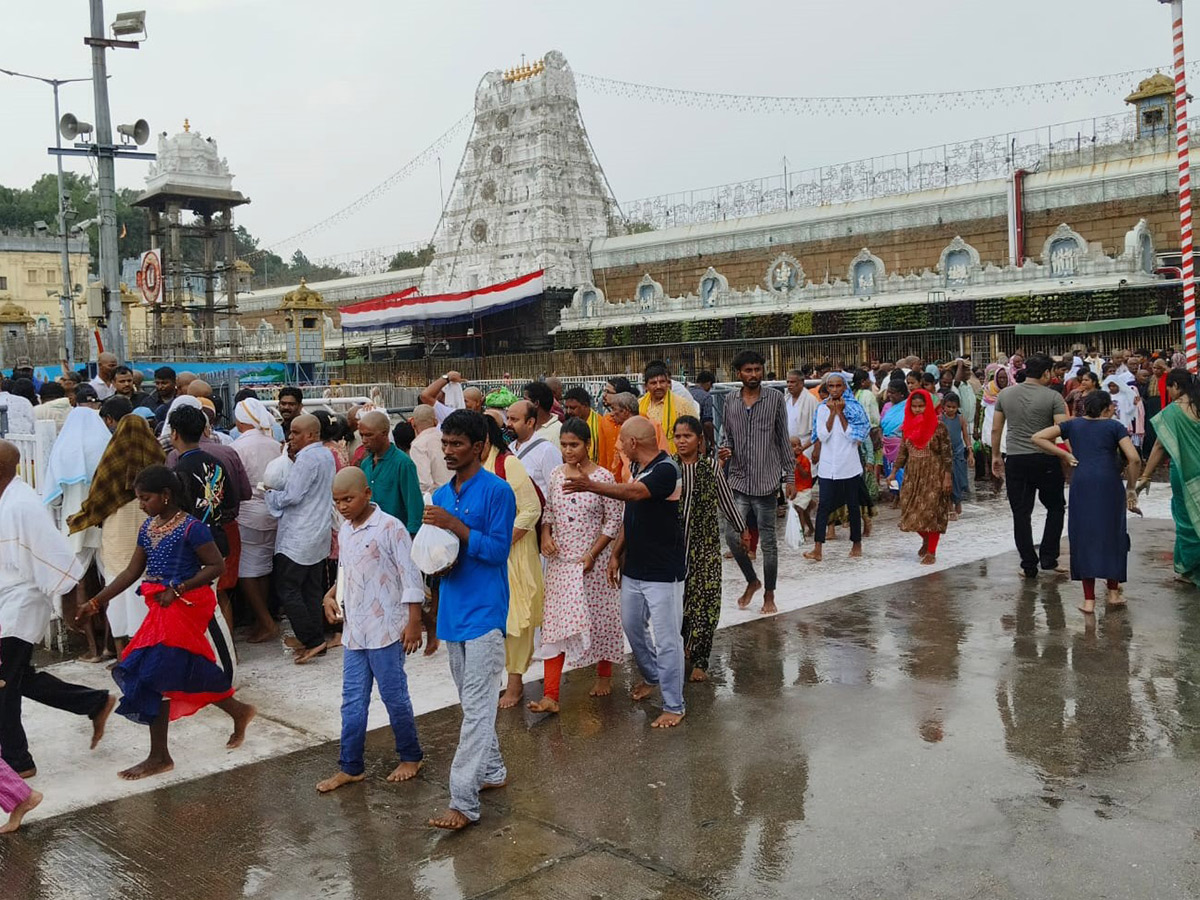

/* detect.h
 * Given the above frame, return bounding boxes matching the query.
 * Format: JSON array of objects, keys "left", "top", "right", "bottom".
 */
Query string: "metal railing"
[{"left": 621, "top": 112, "right": 1172, "bottom": 231}]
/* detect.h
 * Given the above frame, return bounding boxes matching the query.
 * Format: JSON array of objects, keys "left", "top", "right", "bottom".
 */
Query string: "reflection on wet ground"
[{"left": 3, "top": 521, "right": 1199, "bottom": 899}]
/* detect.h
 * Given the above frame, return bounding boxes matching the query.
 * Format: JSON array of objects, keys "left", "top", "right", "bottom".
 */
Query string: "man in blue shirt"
[{"left": 423, "top": 410, "right": 516, "bottom": 830}]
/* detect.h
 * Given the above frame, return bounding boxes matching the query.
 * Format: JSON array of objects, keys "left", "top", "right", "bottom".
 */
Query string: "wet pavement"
[{"left": 3, "top": 519, "right": 1199, "bottom": 899}]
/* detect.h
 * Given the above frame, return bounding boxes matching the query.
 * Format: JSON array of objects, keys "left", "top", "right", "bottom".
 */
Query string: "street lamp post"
[
  {"left": 0, "top": 68, "right": 92, "bottom": 369},
  {"left": 1161, "top": 0, "right": 1199, "bottom": 371}
]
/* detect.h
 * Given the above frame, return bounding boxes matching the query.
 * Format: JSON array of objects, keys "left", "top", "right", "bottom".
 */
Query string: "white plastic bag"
[
  {"left": 442, "top": 381, "right": 466, "bottom": 410},
  {"left": 262, "top": 453, "right": 293, "bottom": 491},
  {"left": 411, "top": 492, "right": 460, "bottom": 574},
  {"left": 784, "top": 503, "right": 804, "bottom": 550},
  {"left": 412, "top": 524, "right": 460, "bottom": 574}
]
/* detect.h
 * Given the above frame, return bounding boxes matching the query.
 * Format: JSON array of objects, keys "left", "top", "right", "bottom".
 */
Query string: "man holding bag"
[{"left": 420, "top": 410, "right": 517, "bottom": 831}]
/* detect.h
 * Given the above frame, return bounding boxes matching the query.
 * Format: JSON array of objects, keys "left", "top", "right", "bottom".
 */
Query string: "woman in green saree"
[{"left": 1140, "top": 368, "right": 1200, "bottom": 583}]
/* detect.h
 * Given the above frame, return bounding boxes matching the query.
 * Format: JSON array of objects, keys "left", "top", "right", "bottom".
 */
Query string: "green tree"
[{"left": 388, "top": 244, "right": 435, "bottom": 271}]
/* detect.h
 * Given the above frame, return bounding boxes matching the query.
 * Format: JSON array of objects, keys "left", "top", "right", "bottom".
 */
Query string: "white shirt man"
[
  {"left": 784, "top": 373, "right": 818, "bottom": 446},
  {"left": 506, "top": 400, "right": 562, "bottom": 497},
  {"left": 408, "top": 406, "right": 452, "bottom": 495}
]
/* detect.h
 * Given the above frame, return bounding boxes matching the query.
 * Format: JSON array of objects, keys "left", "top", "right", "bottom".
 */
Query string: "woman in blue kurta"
[
  {"left": 78, "top": 465, "right": 256, "bottom": 780},
  {"left": 1032, "top": 390, "right": 1142, "bottom": 615}
]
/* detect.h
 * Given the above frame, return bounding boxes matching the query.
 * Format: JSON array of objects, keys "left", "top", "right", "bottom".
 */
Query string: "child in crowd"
[
  {"left": 791, "top": 436, "right": 816, "bottom": 537},
  {"left": 79, "top": 465, "right": 255, "bottom": 780},
  {"left": 317, "top": 467, "right": 425, "bottom": 793},
  {"left": 938, "top": 392, "right": 973, "bottom": 520}
]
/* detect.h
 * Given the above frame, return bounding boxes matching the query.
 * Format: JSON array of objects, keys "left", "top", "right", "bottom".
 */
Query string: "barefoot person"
[
  {"left": 424, "top": 411, "right": 517, "bottom": 830},
  {"left": 0, "top": 720, "right": 41, "bottom": 833},
  {"left": 564, "top": 416, "right": 687, "bottom": 728},
  {"left": 317, "top": 468, "right": 425, "bottom": 793},
  {"left": 78, "top": 465, "right": 255, "bottom": 780},
  {"left": 674, "top": 416, "right": 747, "bottom": 682},
  {"left": 0, "top": 441, "right": 115, "bottom": 779},
  {"left": 718, "top": 350, "right": 795, "bottom": 613},
  {"left": 530, "top": 417, "right": 624, "bottom": 714},
  {"left": 231, "top": 397, "right": 282, "bottom": 643},
  {"left": 479, "top": 412, "right": 544, "bottom": 710},
  {"left": 1035, "top": 390, "right": 1142, "bottom": 614},
  {"left": 266, "top": 414, "right": 336, "bottom": 665},
  {"left": 805, "top": 373, "right": 870, "bottom": 562},
  {"left": 895, "top": 390, "right": 953, "bottom": 565}
]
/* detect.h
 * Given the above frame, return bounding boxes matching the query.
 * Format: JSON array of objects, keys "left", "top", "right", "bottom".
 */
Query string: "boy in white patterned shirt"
[{"left": 317, "top": 467, "right": 426, "bottom": 793}]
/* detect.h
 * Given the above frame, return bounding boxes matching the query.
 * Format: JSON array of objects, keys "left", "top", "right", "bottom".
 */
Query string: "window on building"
[
  {"left": 0, "top": 276, "right": 7, "bottom": 290},
  {"left": 27, "top": 269, "right": 39, "bottom": 284},
  {"left": 46, "top": 269, "right": 57, "bottom": 283}
]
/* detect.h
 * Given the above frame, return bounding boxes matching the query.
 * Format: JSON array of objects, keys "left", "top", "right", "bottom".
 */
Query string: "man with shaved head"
[
  {"left": 544, "top": 376, "right": 566, "bottom": 423},
  {"left": 357, "top": 410, "right": 423, "bottom": 536},
  {"left": 408, "top": 404, "right": 451, "bottom": 495},
  {"left": 563, "top": 416, "right": 687, "bottom": 729},
  {"left": 0, "top": 440, "right": 115, "bottom": 789},
  {"left": 89, "top": 352, "right": 119, "bottom": 400},
  {"left": 266, "top": 413, "right": 337, "bottom": 664},
  {"left": 419, "top": 371, "right": 484, "bottom": 424}
]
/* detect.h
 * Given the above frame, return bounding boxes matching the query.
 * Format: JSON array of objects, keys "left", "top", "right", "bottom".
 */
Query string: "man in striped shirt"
[{"left": 718, "top": 350, "right": 795, "bottom": 614}]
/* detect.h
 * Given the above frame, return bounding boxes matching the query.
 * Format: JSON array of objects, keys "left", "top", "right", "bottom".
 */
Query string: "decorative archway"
[
  {"left": 764, "top": 255, "right": 803, "bottom": 298},
  {"left": 936, "top": 236, "right": 981, "bottom": 287}
]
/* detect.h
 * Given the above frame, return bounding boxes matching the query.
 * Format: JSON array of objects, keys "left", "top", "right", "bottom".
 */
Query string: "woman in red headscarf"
[{"left": 895, "top": 389, "right": 953, "bottom": 564}]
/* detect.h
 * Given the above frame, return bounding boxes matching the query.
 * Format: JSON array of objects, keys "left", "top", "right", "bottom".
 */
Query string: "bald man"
[
  {"left": 357, "top": 410, "right": 423, "bottom": 536},
  {"left": 89, "top": 352, "right": 119, "bottom": 400},
  {"left": 266, "top": 413, "right": 337, "bottom": 663},
  {"left": 419, "top": 371, "right": 484, "bottom": 423},
  {"left": 408, "top": 404, "right": 451, "bottom": 495},
  {"left": 545, "top": 376, "right": 566, "bottom": 423},
  {"left": 563, "top": 417, "right": 687, "bottom": 728},
  {"left": 187, "top": 379, "right": 213, "bottom": 399},
  {"left": 0, "top": 441, "right": 115, "bottom": 778}
]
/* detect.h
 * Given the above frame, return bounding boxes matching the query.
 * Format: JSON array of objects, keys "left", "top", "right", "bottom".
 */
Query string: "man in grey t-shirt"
[{"left": 991, "top": 354, "right": 1069, "bottom": 578}]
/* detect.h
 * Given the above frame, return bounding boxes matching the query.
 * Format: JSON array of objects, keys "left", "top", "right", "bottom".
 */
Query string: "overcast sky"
[{"left": 0, "top": 0, "right": 1186, "bottom": 265}]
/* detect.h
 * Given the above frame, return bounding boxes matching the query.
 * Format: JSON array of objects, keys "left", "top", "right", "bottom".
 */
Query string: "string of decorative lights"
[
  {"left": 575, "top": 64, "right": 1195, "bottom": 115},
  {"left": 246, "top": 111, "right": 472, "bottom": 260}
]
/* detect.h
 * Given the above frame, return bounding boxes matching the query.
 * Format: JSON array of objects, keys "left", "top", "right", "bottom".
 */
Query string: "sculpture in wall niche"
[
  {"left": 1122, "top": 219, "right": 1156, "bottom": 273},
  {"left": 764, "top": 254, "right": 804, "bottom": 297},
  {"left": 636, "top": 273, "right": 663, "bottom": 310},
  {"left": 699, "top": 267, "right": 729, "bottom": 307},
  {"left": 572, "top": 282, "right": 604, "bottom": 317},
  {"left": 936, "top": 236, "right": 981, "bottom": 287},
  {"left": 1041, "top": 223, "right": 1088, "bottom": 279},
  {"left": 848, "top": 248, "right": 885, "bottom": 296}
]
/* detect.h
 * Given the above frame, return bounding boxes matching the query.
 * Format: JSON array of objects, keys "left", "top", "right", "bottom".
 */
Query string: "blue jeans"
[
  {"left": 446, "top": 629, "right": 507, "bottom": 821},
  {"left": 621, "top": 577, "right": 685, "bottom": 715},
  {"left": 725, "top": 491, "right": 780, "bottom": 592},
  {"left": 339, "top": 643, "right": 423, "bottom": 777}
]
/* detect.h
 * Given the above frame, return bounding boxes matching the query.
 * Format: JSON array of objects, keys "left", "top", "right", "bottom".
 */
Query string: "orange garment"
[
  {"left": 794, "top": 451, "right": 813, "bottom": 492},
  {"left": 591, "top": 410, "right": 619, "bottom": 476}
]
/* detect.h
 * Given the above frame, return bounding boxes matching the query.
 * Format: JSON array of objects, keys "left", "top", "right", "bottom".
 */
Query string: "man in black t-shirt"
[
  {"left": 167, "top": 405, "right": 239, "bottom": 555},
  {"left": 563, "top": 416, "right": 687, "bottom": 728}
]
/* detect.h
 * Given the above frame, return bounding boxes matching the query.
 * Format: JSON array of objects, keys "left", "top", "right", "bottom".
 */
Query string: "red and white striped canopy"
[{"left": 340, "top": 270, "right": 545, "bottom": 331}]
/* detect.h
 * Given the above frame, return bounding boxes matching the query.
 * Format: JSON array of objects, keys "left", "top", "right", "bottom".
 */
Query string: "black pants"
[
  {"left": 815, "top": 476, "right": 862, "bottom": 544},
  {"left": 1004, "top": 453, "right": 1065, "bottom": 575},
  {"left": 273, "top": 554, "right": 326, "bottom": 649},
  {"left": 0, "top": 636, "right": 109, "bottom": 772}
]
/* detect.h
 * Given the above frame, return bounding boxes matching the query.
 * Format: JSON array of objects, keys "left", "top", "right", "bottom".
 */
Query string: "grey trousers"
[
  {"left": 446, "top": 629, "right": 507, "bottom": 821},
  {"left": 620, "top": 577, "right": 686, "bottom": 715}
]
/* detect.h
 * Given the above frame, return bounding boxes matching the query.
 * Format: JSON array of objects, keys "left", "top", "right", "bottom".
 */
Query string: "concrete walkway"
[{"left": 2, "top": 493, "right": 1198, "bottom": 897}]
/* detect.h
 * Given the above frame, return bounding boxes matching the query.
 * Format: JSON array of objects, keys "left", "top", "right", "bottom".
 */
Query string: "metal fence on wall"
[{"left": 622, "top": 112, "right": 1170, "bottom": 231}]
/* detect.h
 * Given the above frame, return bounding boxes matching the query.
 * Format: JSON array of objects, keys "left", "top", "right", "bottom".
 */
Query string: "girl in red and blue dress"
[{"left": 79, "top": 465, "right": 255, "bottom": 780}]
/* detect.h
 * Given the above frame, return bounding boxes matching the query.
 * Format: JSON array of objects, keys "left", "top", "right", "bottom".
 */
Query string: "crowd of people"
[{"left": 0, "top": 341, "right": 1194, "bottom": 834}]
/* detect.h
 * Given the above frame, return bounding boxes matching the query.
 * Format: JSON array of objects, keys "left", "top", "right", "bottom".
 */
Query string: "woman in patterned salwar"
[{"left": 672, "top": 416, "right": 748, "bottom": 682}]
